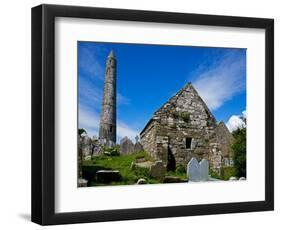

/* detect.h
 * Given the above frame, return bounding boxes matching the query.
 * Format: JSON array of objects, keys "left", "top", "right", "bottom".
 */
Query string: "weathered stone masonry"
[
  {"left": 140, "top": 83, "right": 233, "bottom": 174},
  {"left": 99, "top": 50, "right": 117, "bottom": 144}
]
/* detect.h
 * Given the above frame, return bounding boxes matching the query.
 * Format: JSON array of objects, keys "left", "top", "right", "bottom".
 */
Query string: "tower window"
[
  {"left": 110, "top": 125, "right": 113, "bottom": 132},
  {"left": 186, "top": 137, "right": 192, "bottom": 149}
]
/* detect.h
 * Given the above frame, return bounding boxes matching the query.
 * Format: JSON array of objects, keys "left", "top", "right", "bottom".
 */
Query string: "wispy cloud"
[
  {"left": 193, "top": 50, "right": 246, "bottom": 111},
  {"left": 78, "top": 44, "right": 105, "bottom": 80},
  {"left": 79, "top": 105, "right": 139, "bottom": 142},
  {"left": 79, "top": 77, "right": 103, "bottom": 107},
  {"left": 117, "top": 92, "right": 131, "bottom": 106},
  {"left": 226, "top": 110, "right": 246, "bottom": 132},
  {"left": 117, "top": 121, "right": 139, "bottom": 142},
  {"left": 78, "top": 105, "right": 100, "bottom": 137}
]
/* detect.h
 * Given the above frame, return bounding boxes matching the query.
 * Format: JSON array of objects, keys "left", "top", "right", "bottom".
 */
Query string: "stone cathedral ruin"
[
  {"left": 140, "top": 82, "right": 234, "bottom": 174},
  {"left": 79, "top": 50, "right": 235, "bottom": 184}
]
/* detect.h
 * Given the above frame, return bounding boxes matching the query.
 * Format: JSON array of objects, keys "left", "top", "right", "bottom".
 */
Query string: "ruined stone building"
[
  {"left": 99, "top": 50, "right": 117, "bottom": 144},
  {"left": 140, "top": 83, "right": 234, "bottom": 173}
]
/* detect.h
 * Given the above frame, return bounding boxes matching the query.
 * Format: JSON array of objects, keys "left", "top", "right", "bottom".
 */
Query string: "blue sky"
[{"left": 78, "top": 41, "right": 246, "bottom": 142}]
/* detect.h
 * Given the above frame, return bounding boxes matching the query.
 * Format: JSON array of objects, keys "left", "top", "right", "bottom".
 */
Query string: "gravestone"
[
  {"left": 199, "top": 158, "right": 209, "bottom": 181},
  {"left": 120, "top": 137, "right": 134, "bottom": 154},
  {"left": 81, "top": 135, "right": 92, "bottom": 159},
  {"left": 150, "top": 160, "right": 166, "bottom": 181},
  {"left": 187, "top": 157, "right": 200, "bottom": 182},
  {"left": 134, "top": 142, "right": 143, "bottom": 152},
  {"left": 96, "top": 170, "right": 121, "bottom": 183}
]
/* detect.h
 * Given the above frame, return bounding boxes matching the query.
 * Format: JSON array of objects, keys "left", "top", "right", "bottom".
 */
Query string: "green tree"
[
  {"left": 78, "top": 128, "right": 87, "bottom": 180},
  {"left": 232, "top": 127, "right": 246, "bottom": 178},
  {"left": 79, "top": 128, "right": 87, "bottom": 136}
]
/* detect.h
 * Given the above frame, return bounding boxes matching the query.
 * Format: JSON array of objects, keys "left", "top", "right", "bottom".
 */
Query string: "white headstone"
[
  {"left": 199, "top": 158, "right": 209, "bottom": 181},
  {"left": 187, "top": 157, "right": 200, "bottom": 182}
]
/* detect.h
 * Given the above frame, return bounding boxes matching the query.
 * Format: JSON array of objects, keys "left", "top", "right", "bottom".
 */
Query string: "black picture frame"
[{"left": 31, "top": 4, "right": 274, "bottom": 225}]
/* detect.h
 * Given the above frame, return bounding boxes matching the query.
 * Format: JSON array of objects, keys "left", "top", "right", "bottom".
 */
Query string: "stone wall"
[
  {"left": 140, "top": 83, "right": 232, "bottom": 173},
  {"left": 140, "top": 121, "right": 158, "bottom": 159},
  {"left": 215, "top": 121, "right": 234, "bottom": 159}
]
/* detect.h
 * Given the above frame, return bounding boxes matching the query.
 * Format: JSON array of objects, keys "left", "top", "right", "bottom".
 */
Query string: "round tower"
[{"left": 99, "top": 50, "right": 117, "bottom": 144}]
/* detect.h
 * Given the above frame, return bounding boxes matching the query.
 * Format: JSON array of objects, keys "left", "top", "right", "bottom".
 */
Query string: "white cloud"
[
  {"left": 226, "top": 110, "right": 246, "bottom": 132},
  {"left": 117, "top": 92, "right": 131, "bottom": 106},
  {"left": 242, "top": 110, "right": 247, "bottom": 119},
  {"left": 78, "top": 105, "right": 100, "bottom": 137},
  {"left": 193, "top": 51, "right": 246, "bottom": 111},
  {"left": 79, "top": 105, "right": 139, "bottom": 143},
  {"left": 117, "top": 122, "right": 139, "bottom": 142},
  {"left": 79, "top": 77, "right": 103, "bottom": 106},
  {"left": 79, "top": 45, "right": 104, "bottom": 80}
]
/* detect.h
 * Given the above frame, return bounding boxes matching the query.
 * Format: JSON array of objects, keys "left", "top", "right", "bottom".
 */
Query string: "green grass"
[
  {"left": 166, "top": 164, "right": 187, "bottom": 180},
  {"left": 209, "top": 168, "right": 221, "bottom": 180},
  {"left": 82, "top": 151, "right": 159, "bottom": 186},
  {"left": 82, "top": 151, "right": 191, "bottom": 186},
  {"left": 165, "top": 171, "right": 187, "bottom": 180},
  {"left": 221, "top": 166, "right": 237, "bottom": 180},
  {"left": 209, "top": 167, "right": 237, "bottom": 180}
]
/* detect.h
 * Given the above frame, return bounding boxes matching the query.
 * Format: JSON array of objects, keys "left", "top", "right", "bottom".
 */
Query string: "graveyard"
[
  {"left": 81, "top": 148, "right": 188, "bottom": 186},
  {"left": 79, "top": 136, "right": 242, "bottom": 187},
  {"left": 77, "top": 50, "right": 246, "bottom": 187}
]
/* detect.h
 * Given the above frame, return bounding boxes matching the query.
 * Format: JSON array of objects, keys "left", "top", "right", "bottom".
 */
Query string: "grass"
[
  {"left": 166, "top": 164, "right": 187, "bottom": 180},
  {"left": 82, "top": 151, "right": 189, "bottom": 186},
  {"left": 82, "top": 151, "right": 159, "bottom": 186},
  {"left": 209, "top": 168, "right": 221, "bottom": 180},
  {"left": 209, "top": 167, "right": 237, "bottom": 180}
]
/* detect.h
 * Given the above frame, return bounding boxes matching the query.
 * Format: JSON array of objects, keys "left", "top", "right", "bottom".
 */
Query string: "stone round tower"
[{"left": 99, "top": 50, "right": 117, "bottom": 144}]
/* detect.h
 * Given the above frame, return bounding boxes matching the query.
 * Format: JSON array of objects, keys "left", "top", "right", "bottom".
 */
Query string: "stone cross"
[
  {"left": 199, "top": 158, "right": 209, "bottom": 181},
  {"left": 187, "top": 157, "right": 200, "bottom": 182}
]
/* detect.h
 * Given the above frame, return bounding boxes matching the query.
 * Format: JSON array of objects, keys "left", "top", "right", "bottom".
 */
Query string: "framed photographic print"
[{"left": 31, "top": 4, "right": 274, "bottom": 225}]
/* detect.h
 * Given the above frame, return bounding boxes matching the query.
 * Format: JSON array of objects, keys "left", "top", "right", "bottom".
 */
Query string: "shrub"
[
  {"left": 172, "top": 111, "right": 190, "bottom": 123},
  {"left": 81, "top": 165, "right": 108, "bottom": 182},
  {"left": 221, "top": 166, "right": 236, "bottom": 180},
  {"left": 134, "top": 167, "right": 150, "bottom": 178},
  {"left": 179, "top": 112, "right": 190, "bottom": 123},
  {"left": 232, "top": 127, "right": 246, "bottom": 177},
  {"left": 209, "top": 168, "right": 221, "bottom": 179},
  {"left": 134, "top": 151, "right": 154, "bottom": 161},
  {"left": 176, "top": 164, "right": 186, "bottom": 174}
]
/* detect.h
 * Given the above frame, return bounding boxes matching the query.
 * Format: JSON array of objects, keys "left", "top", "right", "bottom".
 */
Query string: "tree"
[
  {"left": 232, "top": 127, "right": 246, "bottom": 178},
  {"left": 79, "top": 128, "right": 87, "bottom": 136},
  {"left": 78, "top": 128, "right": 87, "bottom": 180}
]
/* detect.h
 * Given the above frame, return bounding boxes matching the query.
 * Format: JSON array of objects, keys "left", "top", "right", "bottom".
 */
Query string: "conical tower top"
[{"left": 108, "top": 50, "right": 115, "bottom": 58}]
